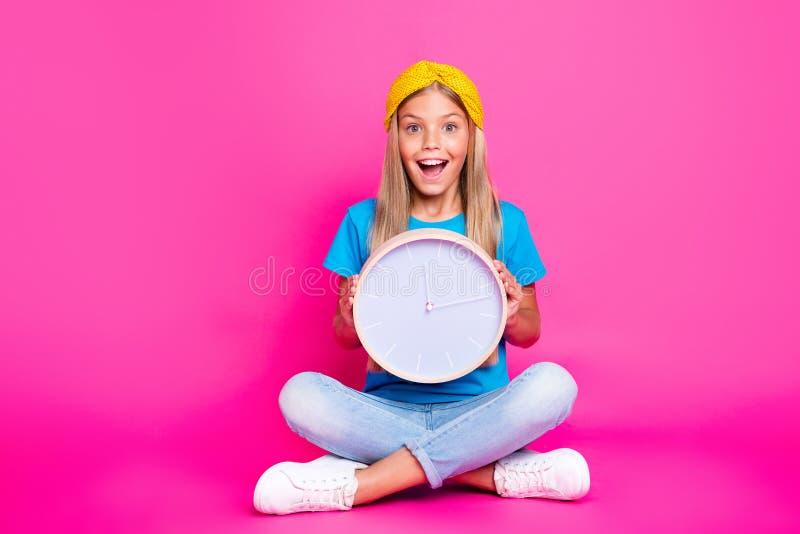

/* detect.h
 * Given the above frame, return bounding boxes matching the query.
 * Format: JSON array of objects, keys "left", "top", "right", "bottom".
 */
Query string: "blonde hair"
[{"left": 366, "top": 81, "right": 503, "bottom": 372}]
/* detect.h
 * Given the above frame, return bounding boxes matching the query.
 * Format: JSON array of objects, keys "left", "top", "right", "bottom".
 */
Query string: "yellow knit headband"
[{"left": 384, "top": 60, "right": 484, "bottom": 131}]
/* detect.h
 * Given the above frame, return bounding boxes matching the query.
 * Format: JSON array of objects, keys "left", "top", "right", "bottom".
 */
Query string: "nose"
[{"left": 422, "top": 128, "right": 440, "bottom": 150}]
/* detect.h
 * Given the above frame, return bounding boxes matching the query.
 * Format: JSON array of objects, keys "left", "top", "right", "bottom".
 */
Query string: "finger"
[
  {"left": 505, "top": 279, "right": 520, "bottom": 296},
  {"left": 496, "top": 263, "right": 513, "bottom": 283}
]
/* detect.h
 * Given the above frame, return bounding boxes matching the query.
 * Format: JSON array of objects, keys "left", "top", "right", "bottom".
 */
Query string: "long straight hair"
[{"left": 367, "top": 82, "right": 504, "bottom": 372}]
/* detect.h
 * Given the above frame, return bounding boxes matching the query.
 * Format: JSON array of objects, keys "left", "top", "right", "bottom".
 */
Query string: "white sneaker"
[
  {"left": 253, "top": 455, "right": 369, "bottom": 514},
  {"left": 493, "top": 448, "right": 590, "bottom": 500},
  {"left": 307, "top": 453, "right": 351, "bottom": 465}
]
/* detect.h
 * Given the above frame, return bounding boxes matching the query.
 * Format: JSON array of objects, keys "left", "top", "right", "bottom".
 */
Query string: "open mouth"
[{"left": 417, "top": 159, "right": 448, "bottom": 179}]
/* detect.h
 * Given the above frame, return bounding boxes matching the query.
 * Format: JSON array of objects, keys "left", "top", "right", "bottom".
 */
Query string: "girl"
[{"left": 254, "top": 60, "right": 589, "bottom": 515}]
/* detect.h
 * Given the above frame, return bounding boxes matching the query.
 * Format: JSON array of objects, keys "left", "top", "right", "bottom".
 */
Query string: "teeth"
[{"left": 419, "top": 160, "right": 446, "bottom": 166}]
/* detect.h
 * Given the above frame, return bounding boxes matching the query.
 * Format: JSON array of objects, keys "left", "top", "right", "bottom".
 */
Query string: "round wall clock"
[{"left": 353, "top": 228, "right": 507, "bottom": 383}]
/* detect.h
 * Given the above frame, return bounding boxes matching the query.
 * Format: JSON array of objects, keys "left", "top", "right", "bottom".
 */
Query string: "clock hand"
[
  {"left": 424, "top": 261, "right": 433, "bottom": 312},
  {"left": 433, "top": 294, "right": 491, "bottom": 310}
]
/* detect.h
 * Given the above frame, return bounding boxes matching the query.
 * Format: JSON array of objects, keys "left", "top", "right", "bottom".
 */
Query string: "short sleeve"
[
  {"left": 506, "top": 210, "right": 547, "bottom": 286},
  {"left": 322, "top": 210, "right": 362, "bottom": 278}
]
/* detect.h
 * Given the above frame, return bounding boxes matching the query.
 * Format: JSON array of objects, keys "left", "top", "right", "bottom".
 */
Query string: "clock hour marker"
[
  {"left": 467, "top": 336, "right": 482, "bottom": 348},
  {"left": 437, "top": 241, "right": 443, "bottom": 257},
  {"left": 385, "top": 343, "right": 397, "bottom": 358},
  {"left": 416, "top": 353, "right": 422, "bottom": 371},
  {"left": 361, "top": 292, "right": 379, "bottom": 298},
  {"left": 405, "top": 243, "right": 413, "bottom": 260},
  {"left": 445, "top": 351, "right": 454, "bottom": 369},
  {"left": 363, "top": 321, "right": 383, "bottom": 331},
  {"left": 479, "top": 313, "right": 497, "bottom": 318}
]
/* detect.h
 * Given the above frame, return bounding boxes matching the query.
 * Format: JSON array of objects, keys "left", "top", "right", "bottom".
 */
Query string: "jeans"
[{"left": 278, "top": 361, "right": 578, "bottom": 489}]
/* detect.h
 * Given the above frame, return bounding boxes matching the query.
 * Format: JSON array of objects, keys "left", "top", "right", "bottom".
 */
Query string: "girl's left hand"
[{"left": 493, "top": 259, "right": 523, "bottom": 320}]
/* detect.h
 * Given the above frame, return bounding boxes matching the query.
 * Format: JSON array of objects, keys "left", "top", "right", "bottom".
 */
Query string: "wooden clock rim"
[{"left": 353, "top": 228, "right": 508, "bottom": 384}]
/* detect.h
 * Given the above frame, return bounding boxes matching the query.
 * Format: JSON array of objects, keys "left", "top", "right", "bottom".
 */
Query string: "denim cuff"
[{"left": 404, "top": 436, "right": 443, "bottom": 489}]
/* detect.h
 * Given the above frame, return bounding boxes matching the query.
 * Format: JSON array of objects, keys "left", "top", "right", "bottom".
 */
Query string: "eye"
[
  {"left": 406, "top": 124, "right": 420, "bottom": 134},
  {"left": 444, "top": 123, "right": 457, "bottom": 133}
]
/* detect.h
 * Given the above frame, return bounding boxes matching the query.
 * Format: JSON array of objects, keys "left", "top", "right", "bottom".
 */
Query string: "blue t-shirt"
[{"left": 322, "top": 198, "right": 547, "bottom": 403}]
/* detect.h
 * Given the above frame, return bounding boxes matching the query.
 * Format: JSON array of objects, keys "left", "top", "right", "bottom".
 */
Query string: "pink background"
[{"left": 2, "top": 1, "right": 798, "bottom": 532}]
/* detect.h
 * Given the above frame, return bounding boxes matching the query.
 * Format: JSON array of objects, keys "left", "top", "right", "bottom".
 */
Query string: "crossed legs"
[{"left": 278, "top": 362, "right": 578, "bottom": 506}]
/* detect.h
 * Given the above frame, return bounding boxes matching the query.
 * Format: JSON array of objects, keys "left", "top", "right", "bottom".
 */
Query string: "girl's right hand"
[
  {"left": 335, "top": 273, "right": 380, "bottom": 367},
  {"left": 337, "top": 274, "right": 359, "bottom": 326}
]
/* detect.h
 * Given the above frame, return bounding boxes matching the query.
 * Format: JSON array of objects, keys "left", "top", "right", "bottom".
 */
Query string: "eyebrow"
[{"left": 400, "top": 112, "right": 464, "bottom": 120}]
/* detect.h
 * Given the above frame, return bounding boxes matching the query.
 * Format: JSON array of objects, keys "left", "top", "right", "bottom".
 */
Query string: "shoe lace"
[
  {"left": 505, "top": 457, "right": 563, "bottom": 497},
  {"left": 298, "top": 476, "right": 350, "bottom": 510}
]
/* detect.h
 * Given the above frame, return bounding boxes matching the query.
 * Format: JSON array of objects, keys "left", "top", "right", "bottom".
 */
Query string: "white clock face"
[{"left": 354, "top": 229, "right": 506, "bottom": 383}]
